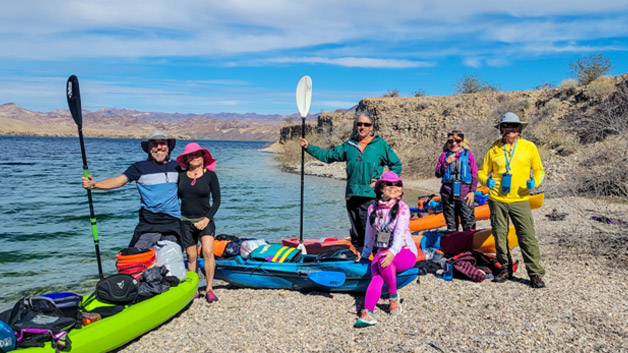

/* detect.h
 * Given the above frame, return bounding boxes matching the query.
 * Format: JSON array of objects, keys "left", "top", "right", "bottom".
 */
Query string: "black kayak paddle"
[{"left": 66, "top": 75, "right": 104, "bottom": 280}]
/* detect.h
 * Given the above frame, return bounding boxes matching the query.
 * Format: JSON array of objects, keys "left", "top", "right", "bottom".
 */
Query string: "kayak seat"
[{"left": 316, "top": 247, "right": 357, "bottom": 262}]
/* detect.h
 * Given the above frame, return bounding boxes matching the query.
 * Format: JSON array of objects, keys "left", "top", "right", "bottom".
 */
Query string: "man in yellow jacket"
[{"left": 478, "top": 112, "right": 546, "bottom": 288}]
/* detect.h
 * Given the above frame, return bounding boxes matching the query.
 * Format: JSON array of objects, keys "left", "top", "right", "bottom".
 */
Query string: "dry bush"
[
  {"left": 457, "top": 115, "right": 500, "bottom": 169},
  {"left": 383, "top": 89, "right": 399, "bottom": 97},
  {"left": 551, "top": 133, "right": 580, "bottom": 156},
  {"left": 559, "top": 79, "right": 578, "bottom": 99},
  {"left": 567, "top": 82, "right": 628, "bottom": 143},
  {"left": 570, "top": 52, "right": 612, "bottom": 85},
  {"left": 584, "top": 76, "right": 616, "bottom": 102},
  {"left": 388, "top": 133, "right": 441, "bottom": 178},
  {"left": 274, "top": 137, "right": 302, "bottom": 167},
  {"left": 527, "top": 117, "right": 579, "bottom": 156},
  {"left": 575, "top": 136, "right": 628, "bottom": 198},
  {"left": 544, "top": 98, "right": 561, "bottom": 114}
]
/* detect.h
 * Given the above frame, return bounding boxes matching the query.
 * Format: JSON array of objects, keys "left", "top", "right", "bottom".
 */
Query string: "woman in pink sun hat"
[
  {"left": 354, "top": 171, "right": 418, "bottom": 328},
  {"left": 176, "top": 142, "right": 221, "bottom": 303}
]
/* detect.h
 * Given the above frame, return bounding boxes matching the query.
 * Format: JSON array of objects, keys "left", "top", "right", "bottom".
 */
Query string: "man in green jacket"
[{"left": 299, "top": 111, "right": 402, "bottom": 250}]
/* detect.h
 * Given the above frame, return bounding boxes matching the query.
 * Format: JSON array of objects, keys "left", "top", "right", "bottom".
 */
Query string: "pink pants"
[{"left": 364, "top": 247, "right": 416, "bottom": 311}]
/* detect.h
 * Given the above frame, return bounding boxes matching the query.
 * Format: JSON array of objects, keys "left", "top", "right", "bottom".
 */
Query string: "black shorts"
[{"left": 181, "top": 220, "right": 215, "bottom": 248}]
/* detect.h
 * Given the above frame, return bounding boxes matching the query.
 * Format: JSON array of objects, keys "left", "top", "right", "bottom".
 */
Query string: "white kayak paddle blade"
[{"left": 296, "top": 75, "right": 312, "bottom": 118}]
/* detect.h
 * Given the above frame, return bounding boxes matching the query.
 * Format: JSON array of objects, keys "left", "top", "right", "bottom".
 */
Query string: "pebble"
[{"left": 118, "top": 194, "right": 628, "bottom": 353}]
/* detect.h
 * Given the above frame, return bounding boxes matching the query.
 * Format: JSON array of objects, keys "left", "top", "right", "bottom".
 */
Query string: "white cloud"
[
  {"left": 463, "top": 57, "right": 483, "bottom": 68},
  {"left": 1, "top": 1, "right": 627, "bottom": 61},
  {"left": 268, "top": 57, "right": 433, "bottom": 69}
]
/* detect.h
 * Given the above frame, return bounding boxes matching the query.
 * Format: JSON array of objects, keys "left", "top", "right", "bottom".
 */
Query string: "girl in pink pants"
[{"left": 355, "top": 172, "right": 418, "bottom": 328}]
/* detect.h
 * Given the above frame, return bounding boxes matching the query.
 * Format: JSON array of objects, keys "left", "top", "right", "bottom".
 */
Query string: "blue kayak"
[{"left": 198, "top": 255, "right": 418, "bottom": 292}]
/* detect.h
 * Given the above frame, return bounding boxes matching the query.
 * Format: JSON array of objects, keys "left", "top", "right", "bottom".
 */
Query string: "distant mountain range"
[{"left": 0, "top": 103, "right": 311, "bottom": 141}]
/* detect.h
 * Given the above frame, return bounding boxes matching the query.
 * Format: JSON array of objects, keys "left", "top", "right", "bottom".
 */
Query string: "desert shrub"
[
  {"left": 584, "top": 76, "right": 616, "bottom": 102},
  {"left": 383, "top": 89, "right": 399, "bottom": 97},
  {"left": 454, "top": 74, "right": 499, "bottom": 94},
  {"left": 529, "top": 120, "right": 554, "bottom": 146},
  {"left": 492, "top": 95, "right": 528, "bottom": 119},
  {"left": 442, "top": 102, "right": 456, "bottom": 117},
  {"left": 552, "top": 133, "right": 580, "bottom": 156},
  {"left": 388, "top": 133, "right": 441, "bottom": 178},
  {"left": 519, "top": 98, "right": 531, "bottom": 110},
  {"left": 567, "top": 82, "right": 628, "bottom": 143},
  {"left": 274, "top": 137, "right": 301, "bottom": 167},
  {"left": 414, "top": 89, "right": 426, "bottom": 97},
  {"left": 570, "top": 53, "right": 612, "bottom": 85},
  {"left": 535, "top": 82, "right": 556, "bottom": 90},
  {"left": 575, "top": 136, "right": 628, "bottom": 198},
  {"left": 544, "top": 98, "right": 561, "bottom": 113},
  {"left": 559, "top": 79, "right": 578, "bottom": 99},
  {"left": 456, "top": 116, "right": 500, "bottom": 169}
]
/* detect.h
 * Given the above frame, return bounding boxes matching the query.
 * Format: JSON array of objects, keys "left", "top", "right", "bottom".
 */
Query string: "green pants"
[{"left": 488, "top": 199, "right": 545, "bottom": 278}]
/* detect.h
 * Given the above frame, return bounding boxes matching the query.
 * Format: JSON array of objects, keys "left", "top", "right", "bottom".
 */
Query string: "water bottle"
[
  {"left": 443, "top": 262, "right": 454, "bottom": 281},
  {"left": 431, "top": 250, "right": 444, "bottom": 263},
  {"left": 423, "top": 248, "right": 435, "bottom": 261}
]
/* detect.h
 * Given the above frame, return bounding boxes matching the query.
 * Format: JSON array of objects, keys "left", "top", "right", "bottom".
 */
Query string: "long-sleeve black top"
[{"left": 178, "top": 170, "right": 221, "bottom": 220}]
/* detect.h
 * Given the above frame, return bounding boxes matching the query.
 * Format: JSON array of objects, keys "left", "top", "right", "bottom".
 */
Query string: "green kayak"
[{"left": 20, "top": 272, "right": 198, "bottom": 353}]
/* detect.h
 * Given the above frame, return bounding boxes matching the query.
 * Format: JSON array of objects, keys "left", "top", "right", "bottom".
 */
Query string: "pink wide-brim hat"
[
  {"left": 373, "top": 171, "right": 403, "bottom": 192},
  {"left": 176, "top": 142, "right": 216, "bottom": 171}
]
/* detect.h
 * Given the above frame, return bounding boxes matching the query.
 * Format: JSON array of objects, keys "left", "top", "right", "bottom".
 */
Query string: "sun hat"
[
  {"left": 373, "top": 171, "right": 403, "bottom": 192},
  {"left": 176, "top": 142, "right": 216, "bottom": 171},
  {"left": 141, "top": 130, "right": 176, "bottom": 153},
  {"left": 494, "top": 112, "right": 528, "bottom": 130}
]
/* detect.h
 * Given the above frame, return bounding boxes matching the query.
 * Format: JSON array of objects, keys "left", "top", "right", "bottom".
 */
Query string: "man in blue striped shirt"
[{"left": 82, "top": 130, "right": 181, "bottom": 247}]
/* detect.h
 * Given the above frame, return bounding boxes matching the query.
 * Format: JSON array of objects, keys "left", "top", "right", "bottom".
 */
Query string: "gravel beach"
[{"left": 118, "top": 177, "right": 628, "bottom": 353}]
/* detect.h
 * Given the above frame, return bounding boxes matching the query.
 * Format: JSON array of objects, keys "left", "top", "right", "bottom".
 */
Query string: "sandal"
[{"left": 205, "top": 290, "right": 219, "bottom": 303}]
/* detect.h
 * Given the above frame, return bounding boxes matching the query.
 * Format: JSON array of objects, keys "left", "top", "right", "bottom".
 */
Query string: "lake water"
[{"left": 0, "top": 136, "right": 349, "bottom": 310}]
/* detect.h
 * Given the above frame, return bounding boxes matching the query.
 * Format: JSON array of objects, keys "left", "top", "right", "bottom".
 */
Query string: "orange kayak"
[
  {"left": 412, "top": 225, "right": 519, "bottom": 255},
  {"left": 410, "top": 193, "right": 544, "bottom": 233}
]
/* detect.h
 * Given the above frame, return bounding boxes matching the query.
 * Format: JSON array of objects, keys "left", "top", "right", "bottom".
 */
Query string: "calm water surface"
[{"left": 0, "top": 136, "right": 348, "bottom": 310}]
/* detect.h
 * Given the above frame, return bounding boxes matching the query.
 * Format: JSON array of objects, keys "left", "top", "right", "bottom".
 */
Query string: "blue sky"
[{"left": 1, "top": 1, "right": 627, "bottom": 115}]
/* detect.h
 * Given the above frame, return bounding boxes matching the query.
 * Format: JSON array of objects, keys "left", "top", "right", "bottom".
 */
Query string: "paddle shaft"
[
  {"left": 78, "top": 127, "right": 104, "bottom": 280},
  {"left": 67, "top": 75, "right": 104, "bottom": 280},
  {"left": 299, "top": 116, "right": 305, "bottom": 243}
]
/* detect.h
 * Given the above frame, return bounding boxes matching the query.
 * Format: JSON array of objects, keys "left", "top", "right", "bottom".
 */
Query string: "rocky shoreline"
[{"left": 118, "top": 164, "right": 628, "bottom": 353}]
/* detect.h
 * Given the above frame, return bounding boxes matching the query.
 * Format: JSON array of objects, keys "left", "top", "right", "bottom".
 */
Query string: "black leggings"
[{"left": 346, "top": 196, "right": 375, "bottom": 248}]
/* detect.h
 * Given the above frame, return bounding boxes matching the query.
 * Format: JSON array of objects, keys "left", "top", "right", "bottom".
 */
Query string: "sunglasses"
[
  {"left": 187, "top": 151, "right": 204, "bottom": 158},
  {"left": 447, "top": 138, "right": 463, "bottom": 144},
  {"left": 383, "top": 181, "right": 402, "bottom": 187},
  {"left": 356, "top": 122, "right": 373, "bottom": 127},
  {"left": 447, "top": 132, "right": 464, "bottom": 140},
  {"left": 500, "top": 123, "right": 520, "bottom": 129},
  {"left": 149, "top": 139, "right": 168, "bottom": 146}
]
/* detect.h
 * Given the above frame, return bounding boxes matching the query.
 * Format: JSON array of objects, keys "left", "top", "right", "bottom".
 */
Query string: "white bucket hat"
[{"left": 494, "top": 112, "right": 528, "bottom": 130}]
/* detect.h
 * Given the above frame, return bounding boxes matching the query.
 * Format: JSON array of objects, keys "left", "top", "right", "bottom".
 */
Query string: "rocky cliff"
[{"left": 277, "top": 73, "right": 628, "bottom": 200}]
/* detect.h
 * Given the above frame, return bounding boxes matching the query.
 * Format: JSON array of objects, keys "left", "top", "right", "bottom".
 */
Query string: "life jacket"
[
  {"left": 441, "top": 149, "right": 472, "bottom": 184},
  {"left": 249, "top": 244, "right": 301, "bottom": 263}
]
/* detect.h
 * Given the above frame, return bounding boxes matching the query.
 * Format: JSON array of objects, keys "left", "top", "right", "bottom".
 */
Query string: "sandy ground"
[{"left": 116, "top": 167, "right": 628, "bottom": 353}]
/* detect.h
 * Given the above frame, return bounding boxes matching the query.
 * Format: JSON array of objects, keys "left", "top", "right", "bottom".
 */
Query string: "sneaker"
[
  {"left": 492, "top": 267, "right": 510, "bottom": 283},
  {"left": 355, "top": 309, "right": 376, "bottom": 328},
  {"left": 389, "top": 297, "right": 401, "bottom": 316},
  {"left": 529, "top": 275, "right": 546, "bottom": 289},
  {"left": 193, "top": 292, "right": 200, "bottom": 300},
  {"left": 205, "top": 290, "right": 219, "bottom": 303}
]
